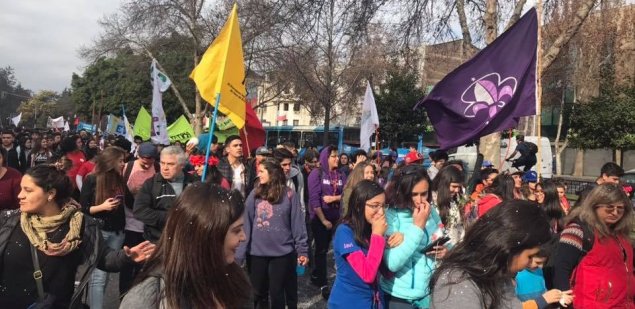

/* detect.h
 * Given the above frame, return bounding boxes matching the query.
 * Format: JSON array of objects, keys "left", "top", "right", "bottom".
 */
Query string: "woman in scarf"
[{"left": 0, "top": 164, "right": 154, "bottom": 309}]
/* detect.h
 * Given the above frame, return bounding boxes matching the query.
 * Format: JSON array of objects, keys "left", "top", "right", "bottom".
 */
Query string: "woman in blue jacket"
[{"left": 380, "top": 165, "right": 448, "bottom": 308}]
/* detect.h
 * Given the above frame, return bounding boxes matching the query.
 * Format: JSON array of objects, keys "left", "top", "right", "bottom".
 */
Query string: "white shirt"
[{"left": 232, "top": 163, "right": 245, "bottom": 197}]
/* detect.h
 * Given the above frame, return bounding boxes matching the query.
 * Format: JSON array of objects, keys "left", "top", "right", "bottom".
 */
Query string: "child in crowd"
[
  {"left": 515, "top": 244, "right": 573, "bottom": 308},
  {"left": 329, "top": 180, "right": 387, "bottom": 308}
]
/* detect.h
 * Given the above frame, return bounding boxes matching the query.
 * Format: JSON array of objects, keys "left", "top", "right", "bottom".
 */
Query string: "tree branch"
[{"left": 542, "top": 0, "right": 598, "bottom": 72}]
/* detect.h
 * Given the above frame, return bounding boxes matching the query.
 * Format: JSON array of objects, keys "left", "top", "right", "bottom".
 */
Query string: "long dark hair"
[
  {"left": 255, "top": 158, "right": 286, "bottom": 203},
  {"left": 539, "top": 180, "right": 564, "bottom": 231},
  {"left": 341, "top": 180, "right": 384, "bottom": 248},
  {"left": 486, "top": 174, "right": 515, "bottom": 201},
  {"left": 385, "top": 164, "right": 430, "bottom": 209},
  {"left": 431, "top": 166, "right": 464, "bottom": 225},
  {"left": 429, "top": 200, "right": 551, "bottom": 309},
  {"left": 137, "top": 183, "right": 250, "bottom": 309},
  {"left": 92, "top": 146, "right": 126, "bottom": 205}
]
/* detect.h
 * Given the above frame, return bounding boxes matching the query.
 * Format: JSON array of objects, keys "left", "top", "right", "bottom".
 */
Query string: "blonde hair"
[
  {"left": 566, "top": 183, "right": 633, "bottom": 239},
  {"left": 343, "top": 161, "right": 372, "bottom": 193}
]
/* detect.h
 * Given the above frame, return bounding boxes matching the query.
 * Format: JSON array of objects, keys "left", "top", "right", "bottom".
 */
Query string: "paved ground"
[{"left": 99, "top": 250, "right": 335, "bottom": 309}]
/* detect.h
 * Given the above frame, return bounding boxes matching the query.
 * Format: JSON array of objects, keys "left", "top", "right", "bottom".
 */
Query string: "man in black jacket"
[
  {"left": 133, "top": 145, "right": 193, "bottom": 242},
  {"left": 1, "top": 130, "right": 26, "bottom": 173},
  {"left": 216, "top": 135, "right": 254, "bottom": 198}
]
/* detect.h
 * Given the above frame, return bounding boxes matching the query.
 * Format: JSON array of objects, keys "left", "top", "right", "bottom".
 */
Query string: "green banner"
[
  {"left": 167, "top": 115, "right": 196, "bottom": 143},
  {"left": 133, "top": 106, "right": 152, "bottom": 141}
]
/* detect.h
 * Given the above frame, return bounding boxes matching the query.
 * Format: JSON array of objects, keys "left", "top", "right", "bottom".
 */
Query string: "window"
[
  {"left": 293, "top": 120, "right": 299, "bottom": 126},
  {"left": 293, "top": 103, "right": 301, "bottom": 112},
  {"left": 283, "top": 120, "right": 288, "bottom": 126},
  {"left": 284, "top": 103, "right": 289, "bottom": 111}
]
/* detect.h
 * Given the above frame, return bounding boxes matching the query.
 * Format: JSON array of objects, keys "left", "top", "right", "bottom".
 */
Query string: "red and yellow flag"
[{"left": 190, "top": 3, "right": 246, "bottom": 128}]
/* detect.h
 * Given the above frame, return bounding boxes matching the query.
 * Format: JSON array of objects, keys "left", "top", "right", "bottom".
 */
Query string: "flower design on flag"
[{"left": 461, "top": 73, "right": 517, "bottom": 120}]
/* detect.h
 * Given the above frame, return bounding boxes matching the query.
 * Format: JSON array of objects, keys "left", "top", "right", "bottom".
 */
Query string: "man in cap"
[
  {"left": 120, "top": 142, "right": 159, "bottom": 294},
  {"left": 404, "top": 151, "right": 424, "bottom": 166},
  {"left": 522, "top": 171, "right": 539, "bottom": 201}
]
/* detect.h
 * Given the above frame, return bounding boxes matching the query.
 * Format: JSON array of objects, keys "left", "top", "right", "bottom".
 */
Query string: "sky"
[{"left": 0, "top": 1, "right": 122, "bottom": 93}]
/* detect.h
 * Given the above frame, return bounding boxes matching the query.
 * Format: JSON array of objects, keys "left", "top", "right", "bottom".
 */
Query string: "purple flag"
[{"left": 415, "top": 8, "right": 537, "bottom": 150}]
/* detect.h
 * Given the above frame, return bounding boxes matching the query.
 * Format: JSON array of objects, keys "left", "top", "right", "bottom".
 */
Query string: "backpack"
[{"left": 525, "top": 142, "right": 538, "bottom": 154}]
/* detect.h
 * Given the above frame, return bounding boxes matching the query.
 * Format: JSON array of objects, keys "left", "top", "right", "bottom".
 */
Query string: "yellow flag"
[{"left": 190, "top": 3, "right": 246, "bottom": 129}]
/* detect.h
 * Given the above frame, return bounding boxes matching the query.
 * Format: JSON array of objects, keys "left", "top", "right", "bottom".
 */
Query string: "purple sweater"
[
  {"left": 307, "top": 146, "right": 347, "bottom": 222},
  {"left": 237, "top": 187, "right": 308, "bottom": 263}
]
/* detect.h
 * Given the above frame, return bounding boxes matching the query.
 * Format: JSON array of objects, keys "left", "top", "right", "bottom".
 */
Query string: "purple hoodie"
[{"left": 308, "top": 146, "right": 347, "bottom": 222}]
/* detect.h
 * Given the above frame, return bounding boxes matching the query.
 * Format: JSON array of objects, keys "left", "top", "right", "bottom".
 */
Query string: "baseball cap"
[
  {"left": 255, "top": 146, "right": 271, "bottom": 156},
  {"left": 482, "top": 160, "right": 494, "bottom": 168},
  {"left": 522, "top": 171, "right": 538, "bottom": 183},
  {"left": 138, "top": 142, "right": 158, "bottom": 158},
  {"left": 404, "top": 152, "right": 424, "bottom": 165}
]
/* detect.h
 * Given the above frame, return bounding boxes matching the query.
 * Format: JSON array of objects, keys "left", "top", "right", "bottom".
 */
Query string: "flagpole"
[
  {"left": 536, "top": 0, "right": 543, "bottom": 179},
  {"left": 242, "top": 127, "right": 252, "bottom": 159},
  {"left": 375, "top": 128, "right": 380, "bottom": 165},
  {"left": 202, "top": 94, "right": 221, "bottom": 181}
]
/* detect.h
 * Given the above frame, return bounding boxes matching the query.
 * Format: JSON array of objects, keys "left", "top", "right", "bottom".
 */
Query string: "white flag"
[
  {"left": 123, "top": 113, "right": 134, "bottom": 143},
  {"left": 63, "top": 121, "right": 70, "bottom": 132},
  {"left": 150, "top": 59, "right": 170, "bottom": 145},
  {"left": 360, "top": 81, "right": 379, "bottom": 152},
  {"left": 152, "top": 60, "right": 172, "bottom": 92},
  {"left": 10, "top": 113, "right": 21, "bottom": 127},
  {"left": 49, "top": 116, "right": 65, "bottom": 129}
]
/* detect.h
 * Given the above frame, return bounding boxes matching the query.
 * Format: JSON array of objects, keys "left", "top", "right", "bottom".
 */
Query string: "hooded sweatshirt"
[
  {"left": 287, "top": 164, "right": 305, "bottom": 213},
  {"left": 307, "top": 146, "right": 347, "bottom": 222}
]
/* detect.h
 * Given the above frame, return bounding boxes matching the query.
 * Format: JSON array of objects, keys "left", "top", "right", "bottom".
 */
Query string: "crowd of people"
[{"left": 0, "top": 126, "right": 633, "bottom": 309}]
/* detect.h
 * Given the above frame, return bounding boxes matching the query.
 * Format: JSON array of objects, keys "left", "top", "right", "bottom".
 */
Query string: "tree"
[
  {"left": 265, "top": 0, "right": 389, "bottom": 146},
  {"left": 542, "top": 0, "right": 634, "bottom": 174},
  {"left": 375, "top": 70, "right": 427, "bottom": 144},
  {"left": 18, "top": 90, "right": 59, "bottom": 128},
  {"left": 72, "top": 42, "right": 196, "bottom": 125},
  {"left": 0, "top": 67, "right": 31, "bottom": 127},
  {"left": 569, "top": 83, "right": 635, "bottom": 151}
]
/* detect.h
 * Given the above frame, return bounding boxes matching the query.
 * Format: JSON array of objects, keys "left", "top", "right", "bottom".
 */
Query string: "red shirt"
[
  {"left": 0, "top": 167, "right": 22, "bottom": 210},
  {"left": 77, "top": 161, "right": 95, "bottom": 178},
  {"left": 66, "top": 150, "right": 86, "bottom": 189}
]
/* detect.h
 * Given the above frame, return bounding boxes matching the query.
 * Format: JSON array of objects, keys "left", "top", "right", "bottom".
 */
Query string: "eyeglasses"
[
  {"left": 365, "top": 203, "right": 386, "bottom": 211},
  {"left": 595, "top": 204, "right": 625, "bottom": 214}
]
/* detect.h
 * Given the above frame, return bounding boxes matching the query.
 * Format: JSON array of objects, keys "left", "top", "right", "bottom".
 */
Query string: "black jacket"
[
  {"left": 133, "top": 172, "right": 194, "bottom": 242},
  {"left": 217, "top": 156, "right": 255, "bottom": 196},
  {"left": 1, "top": 145, "right": 26, "bottom": 173},
  {"left": 0, "top": 208, "right": 132, "bottom": 309}
]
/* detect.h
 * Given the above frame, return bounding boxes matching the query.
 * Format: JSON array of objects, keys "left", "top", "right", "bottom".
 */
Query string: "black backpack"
[{"left": 525, "top": 142, "right": 538, "bottom": 154}]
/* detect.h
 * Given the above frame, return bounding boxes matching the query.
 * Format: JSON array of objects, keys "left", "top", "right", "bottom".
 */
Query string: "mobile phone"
[{"left": 422, "top": 236, "right": 451, "bottom": 253}]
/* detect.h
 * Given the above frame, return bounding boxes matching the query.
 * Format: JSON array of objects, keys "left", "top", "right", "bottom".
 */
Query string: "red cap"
[{"left": 405, "top": 152, "right": 424, "bottom": 165}]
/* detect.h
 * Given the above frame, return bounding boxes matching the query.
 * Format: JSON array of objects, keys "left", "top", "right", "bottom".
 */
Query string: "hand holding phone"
[{"left": 422, "top": 236, "right": 450, "bottom": 253}]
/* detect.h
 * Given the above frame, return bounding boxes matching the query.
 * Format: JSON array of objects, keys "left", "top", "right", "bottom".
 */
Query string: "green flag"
[
  {"left": 167, "top": 115, "right": 196, "bottom": 143},
  {"left": 134, "top": 107, "right": 152, "bottom": 141}
]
